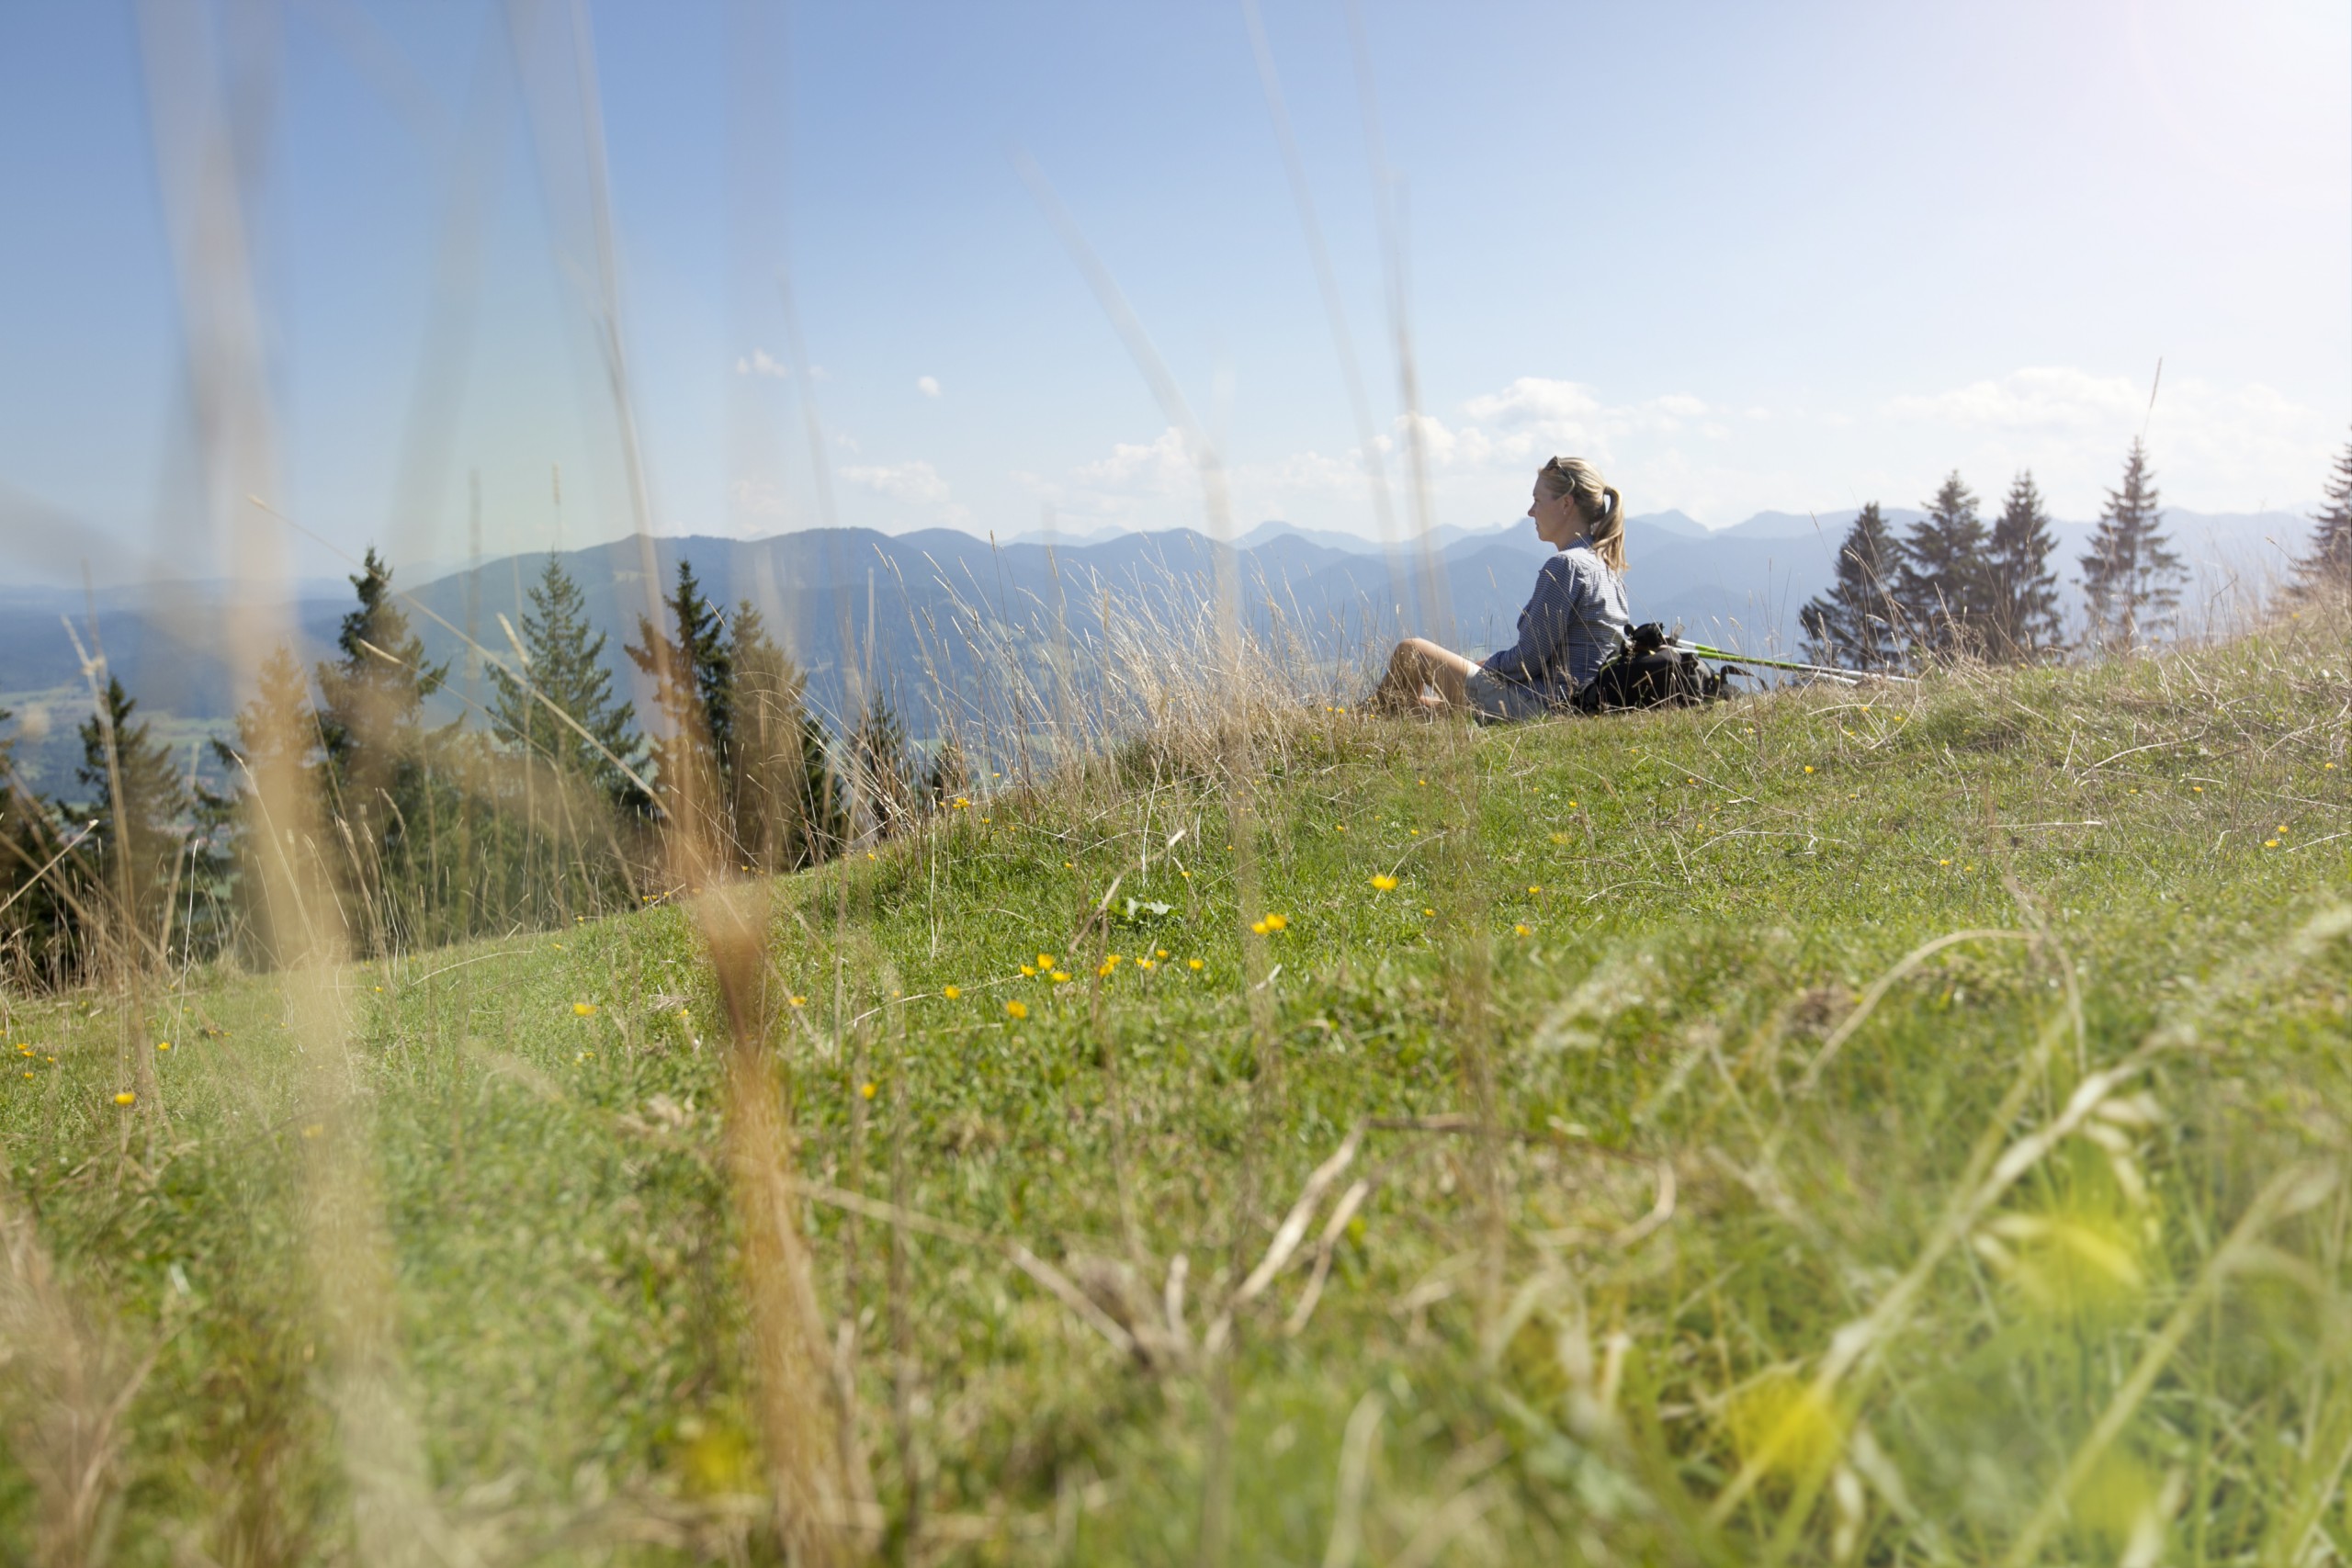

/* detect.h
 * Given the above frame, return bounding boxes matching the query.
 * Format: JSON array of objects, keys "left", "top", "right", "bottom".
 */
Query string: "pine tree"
[
  {"left": 1799, "top": 502, "right": 1905, "bottom": 670},
  {"left": 726, "top": 601, "right": 842, "bottom": 870},
  {"left": 625, "top": 558, "right": 730, "bottom": 832},
  {"left": 314, "top": 549, "right": 455, "bottom": 950},
  {"left": 0, "top": 716, "right": 79, "bottom": 989},
  {"left": 74, "top": 674, "right": 195, "bottom": 941},
  {"left": 1897, "top": 473, "right": 1993, "bottom": 657},
  {"left": 1984, "top": 470, "right": 2062, "bottom": 660},
  {"left": 2292, "top": 435, "right": 2352, "bottom": 600},
  {"left": 2079, "top": 439, "right": 2183, "bottom": 649},
  {"left": 201, "top": 643, "right": 318, "bottom": 966},
  {"left": 489, "top": 553, "right": 646, "bottom": 813},
  {"left": 316, "top": 548, "right": 450, "bottom": 804}
]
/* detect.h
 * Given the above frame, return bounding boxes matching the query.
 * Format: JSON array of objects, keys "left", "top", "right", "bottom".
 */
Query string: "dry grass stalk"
[{"left": 0, "top": 1190, "right": 153, "bottom": 1568}]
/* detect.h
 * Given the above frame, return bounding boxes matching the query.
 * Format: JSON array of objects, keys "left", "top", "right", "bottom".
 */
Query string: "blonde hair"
[{"left": 1538, "top": 457, "right": 1626, "bottom": 572}]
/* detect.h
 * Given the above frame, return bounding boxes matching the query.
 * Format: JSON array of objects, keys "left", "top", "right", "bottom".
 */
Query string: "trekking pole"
[{"left": 1668, "top": 639, "right": 1918, "bottom": 686}]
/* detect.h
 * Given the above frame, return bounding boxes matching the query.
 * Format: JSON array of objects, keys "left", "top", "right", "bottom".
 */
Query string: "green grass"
[{"left": 5, "top": 622, "right": 2351, "bottom": 1564}]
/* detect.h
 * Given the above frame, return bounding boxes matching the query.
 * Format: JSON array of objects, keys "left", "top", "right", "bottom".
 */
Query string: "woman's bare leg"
[{"left": 1374, "top": 637, "right": 1479, "bottom": 713}]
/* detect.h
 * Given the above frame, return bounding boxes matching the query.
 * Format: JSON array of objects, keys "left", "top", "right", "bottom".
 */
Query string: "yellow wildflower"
[
  {"left": 1263, "top": 913, "right": 1288, "bottom": 931},
  {"left": 1138, "top": 959, "right": 1154, "bottom": 970},
  {"left": 789, "top": 995, "right": 808, "bottom": 1008},
  {"left": 1727, "top": 1372, "right": 1845, "bottom": 1478},
  {"left": 156, "top": 1040, "right": 171, "bottom": 1052},
  {"left": 1155, "top": 948, "right": 1169, "bottom": 959},
  {"left": 943, "top": 986, "right": 961, "bottom": 1000},
  {"left": 1423, "top": 907, "right": 1435, "bottom": 917},
  {"left": 1005, "top": 999, "right": 1028, "bottom": 1020},
  {"left": 1250, "top": 920, "right": 1269, "bottom": 935},
  {"left": 1527, "top": 884, "right": 1541, "bottom": 895},
  {"left": 1513, "top": 923, "right": 1532, "bottom": 936},
  {"left": 114, "top": 1091, "right": 135, "bottom": 1106},
  {"left": 860, "top": 1082, "right": 876, "bottom": 1100},
  {"left": 1038, "top": 953, "right": 1056, "bottom": 968},
  {"left": 573, "top": 1002, "right": 597, "bottom": 1017},
  {"left": 1803, "top": 765, "right": 1815, "bottom": 774},
  {"left": 1051, "top": 971, "right": 1070, "bottom": 984},
  {"left": 1371, "top": 874, "right": 1398, "bottom": 891},
  {"left": 1187, "top": 958, "right": 1204, "bottom": 971},
  {"left": 1022, "top": 964, "right": 1036, "bottom": 977}
]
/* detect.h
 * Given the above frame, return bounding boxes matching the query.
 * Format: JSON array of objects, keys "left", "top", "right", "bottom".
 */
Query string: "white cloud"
[
  {"left": 732, "top": 350, "right": 826, "bottom": 381},
  {"left": 1073, "top": 426, "right": 1193, "bottom": 491},
  {"left": 1887, "top": 366, "right": 2143, "bottom": 431},
  {"left": 917, "top": 375, "right": 941, "bottom": 398},
  {"left": 729, "top": 478, "right": 788, "bottom": 517},
  {"left": 839, "top": 458, "right": 968, "bottom": 524},
  {"left": 1883, "top": 366, "right": 2334, "bottom": 513},
  {"left": 1463, "top": 377, "right": 1604, "bottom": 430}
]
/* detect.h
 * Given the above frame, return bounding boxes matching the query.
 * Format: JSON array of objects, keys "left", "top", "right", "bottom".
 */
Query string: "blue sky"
[{"left": 2, "top": 1, "right": 2347, "bottom": 586}]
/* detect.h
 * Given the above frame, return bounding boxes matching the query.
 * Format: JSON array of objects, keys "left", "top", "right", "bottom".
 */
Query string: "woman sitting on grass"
[{"left": 1373, "top": 456, "right": 1632, "bottom": 720}]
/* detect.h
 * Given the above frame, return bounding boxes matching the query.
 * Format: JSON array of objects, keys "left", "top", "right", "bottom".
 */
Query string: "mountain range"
[{"left": 0, "top": 506, "right": 2318, "bottom": 795}]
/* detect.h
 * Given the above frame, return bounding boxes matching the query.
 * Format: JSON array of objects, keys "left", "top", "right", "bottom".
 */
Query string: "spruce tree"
[
  {"left": 74, "top": 675, "right": 195, "bottom": 940},
  {"left": 0, "top": 714, "right": 78, "bottom": 988},
  {"left": 2079, "top": 439, "right": 2183, "bottom": 649},
  {"left": 314, "top": 550, "right": 456, "bottom": 949},
  {"left": 2293, "top": 436, "right": 2352, "bottom": 600},
  {"left": 1897, "top": 473, "right": 1993, "bottom": 657},
  {"left": 489, "top": 553, "right": 646, "bottom": 813},
  {"left": 1799, "top": 502, "right": 1904, "bottom": 670},
  {"left": 726, "top": 601, "right": 842, "bottom": 870},
  {"left": 204, "top": 643, "right": 318, "bottom": 966},
  {"left": 216, "top": 642, "right": 318, "bottom": 784},
  {"left": 625, "top": 558, "right": 730, "bottom": 831},
  {"left": 315, "top": 548, "right": 450, "bottom": 804},
  {"left": 1984, "top": 470, "right": 2062, "bottom": 660}
]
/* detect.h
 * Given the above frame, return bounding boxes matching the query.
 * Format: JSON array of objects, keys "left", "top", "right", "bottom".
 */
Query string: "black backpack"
[{"left": 1575, "top": 623, "right": 1736, "bottom": 713}]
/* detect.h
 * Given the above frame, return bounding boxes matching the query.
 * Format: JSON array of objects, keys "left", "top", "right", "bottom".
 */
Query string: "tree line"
[
  {"left": 0, "top": 549, "right": 964, "bottom": 988},
  {"left": 1800, "top": 435, "right": 2352, "bottom": 671}
]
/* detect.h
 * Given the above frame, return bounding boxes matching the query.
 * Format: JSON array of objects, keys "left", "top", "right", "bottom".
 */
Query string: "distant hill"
[{"left": 0, "top": 507, "right": 2317, "bottom": 794}]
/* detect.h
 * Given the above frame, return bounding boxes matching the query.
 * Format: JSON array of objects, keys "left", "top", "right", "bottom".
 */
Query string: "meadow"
[{"left": 2, "top": 615, "right": 2349, "bottom": 1566}]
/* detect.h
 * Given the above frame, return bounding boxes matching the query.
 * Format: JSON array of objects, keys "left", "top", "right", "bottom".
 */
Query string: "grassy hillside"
[{"left": 2, "top": 620, "right": 2349, "bottom": 1564}]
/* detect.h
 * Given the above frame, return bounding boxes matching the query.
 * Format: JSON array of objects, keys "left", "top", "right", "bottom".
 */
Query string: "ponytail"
[{"left": 1591, "top": 486, "right": 1627, "bottom": 573}]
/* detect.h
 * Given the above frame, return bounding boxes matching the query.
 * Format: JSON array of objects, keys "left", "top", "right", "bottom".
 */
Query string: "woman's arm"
[{"left": 1482, "top": 555, "right": 1583, "bottom": 682}]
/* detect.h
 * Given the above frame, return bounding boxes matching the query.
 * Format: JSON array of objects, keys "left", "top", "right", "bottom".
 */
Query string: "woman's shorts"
[{"left": 1463, "top": 669, "right": 1567, "bottom": 723}]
